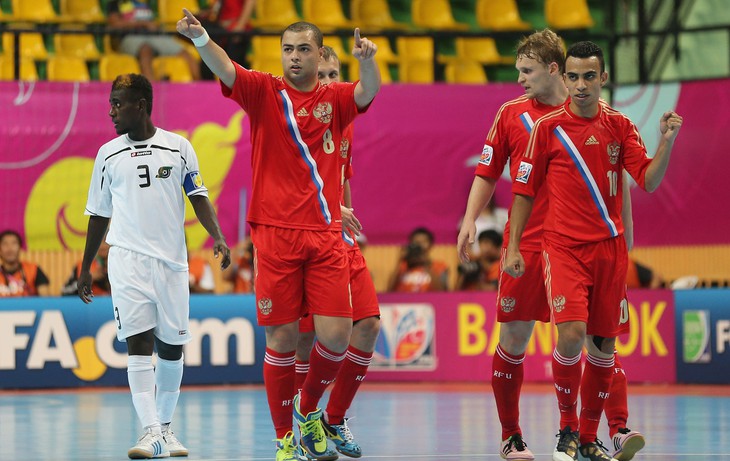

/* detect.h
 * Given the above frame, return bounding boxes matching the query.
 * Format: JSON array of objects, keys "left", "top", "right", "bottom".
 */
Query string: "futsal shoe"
[
  {"left": 275, "top": 431, "right": 308, "bottom": 461},
  {"left": 128, "top": 430, "right": 170, "bottom": 459},
  {"left": 553, "top": 426, "right": 579, "bottom": 461},
  {"left": 293, "top": 393, "right": 338, "bottom": 461},
  {"left": 578, "top": 439, "right": 618, "bottom": 461},
  {"left": 500, "top": 433, "right": 534, "bottom": 460},
  {"left": 322, "top": 417, "right": 362, "bottom": 458},
  {"left": 611, "top": 428, "right": 645, "bottom": 460},
  {"left": 161, "top": 427, "right": 188, "bottom": 457}
]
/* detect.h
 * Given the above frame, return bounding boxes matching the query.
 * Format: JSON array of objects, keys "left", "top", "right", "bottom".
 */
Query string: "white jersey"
[{"left": 85, "top": 128, "right": 207, "bottom": 271}]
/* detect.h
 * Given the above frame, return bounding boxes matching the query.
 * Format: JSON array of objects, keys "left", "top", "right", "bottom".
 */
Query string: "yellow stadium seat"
[
  {"left": 476, "top": 0, "right": 531, "bottom": 31},
  {"left": 99, "top": 53, "right": 141, "bottom": 81},
  {"left": 545, "top": 0, "right": 595, "bottom": 30},
  {"left": 396, "top": 36, "right": 434, "bottom": 61},
  {"left": 60, "top": 0, "right": 105, "bottom": 23},
  {"left": 412, "top": 0, "right": 469, "bottom": 31},
  {"left": 54, "top": 33, "right": 101, "bottom": 60},
  {"left": 11, "top": 0, "right": 58, "bottom": 22},
  {"left": 249, "top": 58, "right": 282, "bottom": 76},
  {"left": 253, "top": 0, "right": 300, "bottom": 29},
  {"left": 2, "top": 32, "right": 49, "bottom": 60},
  {"left": 397, "top": 60, "right": 433, "bottom": 84},
  {"left": 349, "top": 58, "right": 391, "bottom": 84},
  {"left": 158, "top": 0, "right": 198, "bottom": 26},
  {"left": 302, "top": 0, "right": 351, "bottom": 31},
  {"left": 450, "top": 37, "right": 513, "bottom": 65},
  {"left": 47, "top": 56, "right": 90, "bottom": 81},
  {"left": 323, "top": 36, "right": 348, "bottom": 61},
  {"left": 347, "top": 36, "right": 398, "bottom": 63},
  {"left": 152, "top": 55, "right": 193, "bottom": 82},
  {"left": 444, "top": 59, "right": 488, "bottom": 84},
  {"left": 0, "top": 55, "right": 38, "bottom": 80},
  {"left": 251, "top": 36, "right": 282, "bottom": 63},
  {"left": 350, "top": 0, "right": 409, "bottom": 31}
]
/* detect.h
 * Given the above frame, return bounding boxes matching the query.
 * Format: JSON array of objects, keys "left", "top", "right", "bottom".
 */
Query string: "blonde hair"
[{"left": 516, "top": 29, "right": 565, "bottom": 73}]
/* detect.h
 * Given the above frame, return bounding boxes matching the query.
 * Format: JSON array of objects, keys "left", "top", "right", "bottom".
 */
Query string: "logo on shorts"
[
  {"left": 156, "top": 166, "right": 173, "bottom": 178},
  {"left": 178, "top": 330, "right": 187, "bottom": 335},
  {"left": 607, "top": 141, "right": 620, "bottom": 165},
  {"left": 516, "top": 161, "right": 533, "bottom": 184},
  {"left": 313, "top": 102, "right": 333, "bottom": 123},
  {"left": 258, "top": 298, "right": 273, "bottom": 315},
  {"left": 479, "top": 144, "right": 494, "bottom": 166},
  {"left": 500, "top": 297, "right": 516, "bottom": 313},
  {"left": 552, "top": 295, "right": 566, "bottom": 312}
]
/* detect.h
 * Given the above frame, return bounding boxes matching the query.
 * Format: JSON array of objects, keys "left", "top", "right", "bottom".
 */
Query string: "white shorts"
[{"left": 108, "top": 246, "right": 192, "bottom": 345}]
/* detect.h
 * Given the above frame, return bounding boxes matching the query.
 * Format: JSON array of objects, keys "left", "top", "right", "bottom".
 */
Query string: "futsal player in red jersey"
[
  {"left": 177, "top": 10, "right": 380, "bottom": 461},
  {"left": 504, "top": 41, "right": 682, "bottom": 461},
  {"left": 458, "top": 30, "right": 642, "bottom": 461},
  {"left": 296, "top": 46, "right": 381, "bottom": 459}
]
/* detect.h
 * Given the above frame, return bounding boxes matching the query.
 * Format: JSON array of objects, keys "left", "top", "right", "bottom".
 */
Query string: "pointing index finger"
[
  {"left": 354, "top": 28, "right": 361, "bottom": 47},
  {"left": 182, "top": 8, "right": 198, "bottom": 24}
]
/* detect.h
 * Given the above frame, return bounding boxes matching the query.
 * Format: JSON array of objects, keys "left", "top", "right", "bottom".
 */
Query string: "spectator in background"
[
  {"left": 188, "top": 249, "right": 216, "bottom": 294},
  {"left": 0, "top": 230, "right": 50, "bottom": 297},
  {"left": 626, "top": 258, "right": 664, "bottom": 289},
  {"left": 222, "top": 238, "right": 254, "bottom": 293},
  {"left": 456, "top": 230, "right": 502, "bottom": 291},
  {"left": 198, "top": 0, "right": 256, "bottom": 80},
  {"left": 62, "top": 239, "right": 111, "bottom": 296},
  {"left": 107, "top": 0, "right": 201, "bottom": 81},
  {"left": 388, "top": 227, "right": 449, "bottom": 292}
]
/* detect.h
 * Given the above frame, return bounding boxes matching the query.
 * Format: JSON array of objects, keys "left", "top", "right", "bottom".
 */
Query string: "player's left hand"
[
  {"left": 213, "top": 239, "right": 231, "bottom": 269},
  {"left": 660, "top": 111, "right": 683, "bottom": 142},
  {"left": 341, "top": 206, "right": 362, "bottom": 236},
  {"left": 77, "top": 271, "right": 94, "bottom": 304},
  {"left": 503, "top": 249, "right": 525, "bottom": 278},
  {"left": 352, "top": 28, "right": 377, "bottom": 61}
]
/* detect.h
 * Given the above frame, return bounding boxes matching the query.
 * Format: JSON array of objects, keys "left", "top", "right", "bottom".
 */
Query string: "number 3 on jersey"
[{"left": 323, "top": 129, "right": 335, "bottom": 154}]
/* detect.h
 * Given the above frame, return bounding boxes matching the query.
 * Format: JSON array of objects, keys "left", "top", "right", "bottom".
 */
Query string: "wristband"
[{"left": 191, "top": 30, "right": 210, "bottom": 47}]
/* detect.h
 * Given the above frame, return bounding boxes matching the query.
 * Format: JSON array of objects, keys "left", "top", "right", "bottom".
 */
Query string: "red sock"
[
  {"left": 300, "top": 341, "right": 345, "bottom": 415},
  {"left": 326, "top": 345, "right": 372, "bottom": 424},
  {"left": 263, "top": 348, "right": 296, "bottom": 439},
  {"left": 492, "top": 344, "right": 525, "bottom": 440},
  {"left": 605, "top": 351, "right": 628, "bottom": 437},
  {"left": 552, "top": 349, "right": 582, "bottom": 431},
  {"left": 295, "top": 360, "right": 309, "bottom": 393},
  {"left": 579, "top": 354, "right": 615, "bottom": 445}
]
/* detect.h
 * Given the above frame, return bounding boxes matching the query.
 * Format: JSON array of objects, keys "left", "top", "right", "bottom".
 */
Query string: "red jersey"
[
  {"left": 475, "top": 95, "right": 559, "bottom": 253},
  {"left": 222, "top": 65, "right": 361, "bottom": 231},
  {"left": 513, "top": 101, "right": 651, "bottom": 246}
]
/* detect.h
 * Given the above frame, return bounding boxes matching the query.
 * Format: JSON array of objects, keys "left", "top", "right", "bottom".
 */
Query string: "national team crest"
[
  {"left": 516, "top": 161, "right": 533, "bottom": 184},
  {"left": 258, "top": 298, "right": 272, "bottom": 315},
  {"left": 607, "top": 142, "right": 620, "bottom": 165},
  {"left": 479, "top": 144, "right": 493, "bottom": 166},
  {"left": 500, "top": 297, "right": 516, "bottom": 313},
  {"left": 552, "top": 295, "right": 566, "bottom": 312},
  {"left": 313, "top": 102, "right": 333, "bottom": 123},
  {"left": 340, "top": 138, "right": 349, "bottom": 158}
]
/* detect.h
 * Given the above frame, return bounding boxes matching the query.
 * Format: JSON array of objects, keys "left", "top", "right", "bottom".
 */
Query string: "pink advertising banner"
[
  {"left": 368, "top": 290, "right": 676, "bottom": 383},
  {"left": 1, "top": 79, "right": 728, "bottom": 249}
]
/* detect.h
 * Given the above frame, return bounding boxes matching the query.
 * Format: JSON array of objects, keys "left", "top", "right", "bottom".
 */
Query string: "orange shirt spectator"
[{"left": 0, "top": 230, "right": 49, "bottom": 297}]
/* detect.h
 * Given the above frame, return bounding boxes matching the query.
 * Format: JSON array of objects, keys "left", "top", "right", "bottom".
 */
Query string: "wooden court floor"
[{"left": 1, "top": 382, "right": 729, "bottom": 460}]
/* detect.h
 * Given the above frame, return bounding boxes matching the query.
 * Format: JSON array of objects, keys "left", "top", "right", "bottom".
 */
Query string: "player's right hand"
[
  {"left": 456, "top": 224, "right": 475, "bottom": 264},
  {"left": 77, "top": 271, "right": 94, "bottom": 304},
  {"left": 176, "top": 8, "right": 205, "bottom": 40},
  {"left": 503, "top": 249, "right": 525, "bottom": 278},
  {"left": 341, "top": 206, "right": 362, "bottom": 236}
]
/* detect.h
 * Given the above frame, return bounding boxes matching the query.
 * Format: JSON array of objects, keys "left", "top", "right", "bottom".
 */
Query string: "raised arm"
[
  {"left": 351, "top": 28, "right": 380, "bottom": 109},
  {"left": 189, "top": 194, "right": 231, "bottom": 269},
  {"left": 503, "top": 194, "right": 534, "bottom": 278},
  {"left": 177, "top": 8, "right": 237, "bottom": 88},
  {"left": 457, "top": 175, "right": 497, "bottom": 263},
  {"left": 644, "top": 111, "right": 683, "bottom": 192}
]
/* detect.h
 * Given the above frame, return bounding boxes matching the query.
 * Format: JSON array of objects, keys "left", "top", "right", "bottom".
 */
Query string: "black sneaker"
[
  {"left": 579, "top": 438, "right": 617, "bottom": 461},
  {"left": 552, "top": 426, "right": 579, "bottom": 461},
  {"left": 500, "top": 433, "right": 534, "bottom": 460}
]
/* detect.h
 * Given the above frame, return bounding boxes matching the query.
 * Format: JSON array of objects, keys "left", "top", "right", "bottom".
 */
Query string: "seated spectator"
[
  {"left": 0, "top": 230, "right": 50, "bottom": 297},
  {"left": 188, "top": 250, "right": 216, "bottom": 294},
  {"left": 456, "top": 230, "right": 502, "bottom": 291},
  {"left": 388, "top": 227, "right": 449, "bottom": 292},
  {"left": 107, "top": 0, "right": 201, "bottom": 81},
  {"left": 197, "top": 0, "right": 255, "bottom": 80},
  {"left": 223, "top": 238, "right": 254, "bottom": 293},
  {"left": 626, "top": 258, "right": 664, "bottom": 289},
  {"left": 62, "top": 240, "right": 111, "bottom": 296}
]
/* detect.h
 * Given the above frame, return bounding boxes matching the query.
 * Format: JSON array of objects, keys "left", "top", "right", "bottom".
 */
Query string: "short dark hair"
[
  {"left": 283, "top": 22, "right": 323, "bottom": 48},
  {"left": 112, "top": 73, "right": 153, "bottom": 115},
  {"left": 409, "top": 227, "right": 435, "bottom": 245},
  {"left": 0, "top": 229, "right": 23, "bottom": 247},
  {"left": 565, "top": 41, "right": 605, "bottom": 73},
  {"left": 517, "top": 29, "right": 565, "bottom": 73},
  {"left": 478, "top": 229, "right": 503, "bottom": 247},
  {"left": 321, "top": 45, "right": 339, "bottom": 63}
]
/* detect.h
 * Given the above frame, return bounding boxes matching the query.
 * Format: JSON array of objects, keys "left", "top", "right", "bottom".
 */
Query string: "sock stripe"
[
  {"left": 496, "top": 345, "right": 525, "bottom": 365},
  {"left": 264, "top": 352, "right": 296, "bottom": 367},
  {"left": 553, "top": 349, "right": 581, "bottom": 366},
  {"left": 345, "top": 350, "right": 372, "bottom": 366},
  {"left": 315, "top": 342, "right": 346, "bottom": 362},
  {"left": 295, "top": 363, "right": 310, "bottom": 373},
  {"left": 586, "top": 353, "right": 615, "bottom": 368}
]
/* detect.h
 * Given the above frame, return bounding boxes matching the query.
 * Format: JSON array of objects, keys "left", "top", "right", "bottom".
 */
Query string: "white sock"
[
  {"left": 127, "top": 355, "right": 160, "bottom": 433},
  {"left": 155, "top": 355, "right": 184, "bottom": 427}
]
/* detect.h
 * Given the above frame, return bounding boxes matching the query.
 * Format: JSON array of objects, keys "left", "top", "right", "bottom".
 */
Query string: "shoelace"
[
  {"left": 274, "top": 434, "right": 297, "bottom": 452},
  {"left": 594, "top": 438, "right": 610, "bottom": 453},
  {"left": 335, "top": 421, "right": 355, "bottom": 443},
  {"left": 301, "top": 420, "right": 326, "bottom": 443},
  {"left": 617, "top": 427, "right": 631, "bottom": 435},
  {"left": 555, "top": 428, "right": 578, "bottom": 452},
  {"left": 508, "top": 435, "right": 527, "bottom": 451}
]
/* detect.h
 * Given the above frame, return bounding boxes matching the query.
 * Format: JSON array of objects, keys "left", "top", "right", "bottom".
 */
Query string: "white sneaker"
[
  {"left": 128, "top": 431, "right": 170, "bottom": 459},
  {"left": 611, "top": 428, "right": 645, "bottom": 461},
  {"left": 163, "top": 429, "right": 189, "bottom": 457}
]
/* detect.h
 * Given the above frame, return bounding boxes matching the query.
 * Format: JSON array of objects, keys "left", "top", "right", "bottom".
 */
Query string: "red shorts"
[
  {"left": 542, "top": 237, "right": 630, "bottom": 338},
  {"left": 300, "top": 244, "right": 380, "bottom": 333},
  {"left": 251, "top": 224, "right": 352, "bottom": 326},
  {"left": 496, "top": 249, "right": 550, "bottom": 323}
]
